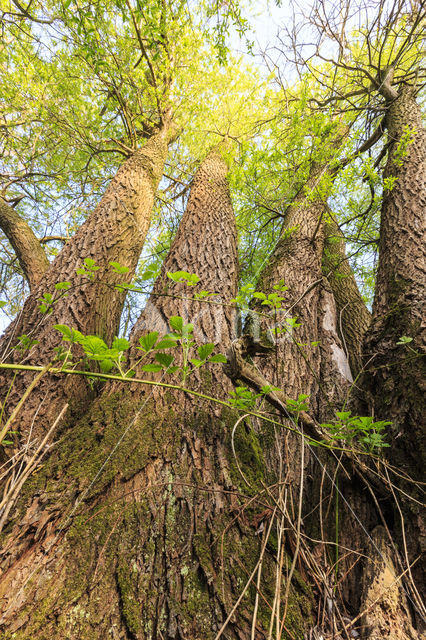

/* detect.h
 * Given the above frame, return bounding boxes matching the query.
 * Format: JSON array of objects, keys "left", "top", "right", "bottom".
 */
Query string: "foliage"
[
  {"left": 321, "top": 411, "right": 391, "bottom": 453},
  {"left": 53, "top": 314, "right": 227, "bottom": 383}
]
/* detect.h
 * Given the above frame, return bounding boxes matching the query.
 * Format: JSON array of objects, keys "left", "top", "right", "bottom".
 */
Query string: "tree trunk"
[
  {"left": 0, "top": 198, "right": 49, "bottom": 289},
  {"left": 0, "top": 124, "right": 173, "bottom": 444},
  {"left": 322, "top": 220, "right": 371, "bottom": 378},
  {"left": 363, "top": 85, "right": 425, "bottom": 482},
  {"left": 0, "top": 145, "right": 315, "bottom": 639},
  {"left": 359, "top": 85, "right": 426, "bottom": 627},
  {"left": 0, "top": 88, "right": 424, "bottom": 638},
  {"left": 236, "top": 118, "right": 424, "bottom": 636}
]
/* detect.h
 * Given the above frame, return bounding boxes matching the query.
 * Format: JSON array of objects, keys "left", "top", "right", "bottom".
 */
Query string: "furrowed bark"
[
  {"left": 0, "top": 146, "right": 314, "bottom": 639},
  {"left": 323, "top": 220, "right": 371, "bottom": 378},
  {"left": 360, "top": 85, "right": 426, "bottom": 616},
  {"left": 363, "top": 85, "right": 425, "bottom": 479},
  {"left": 247, "top": 157, "right": 352, "bottom": 422},
  {"left": 0, "top": 198, "right": 49, "bottom": 289},
  {"left": 0, "top": 123, "right": 173, "bottom": 444},
  {"left": 129, "top": 143, "right": 239, "bottom": 380},
  {"left": 237, "top": 146, "right": 398, "bottom": 625}
]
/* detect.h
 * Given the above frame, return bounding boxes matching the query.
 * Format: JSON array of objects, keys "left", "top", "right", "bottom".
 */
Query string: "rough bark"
[
  {"left": 0, "top": 198, "right": 49, "bottom": 289},
  {"left": 0, "top": 124, "right": 173, "bottom": 444},
  {"left": 250, "top": 164, "right": 352, "bottom": 422},
  {"left": 362, "top": 85, "right": 425, "bottom": 481},
  {"left": 359, "top": 85, "right": 426, "bottom": 624},
  {"left": 0, "top": 146, "right": 314, "bottom": 639},
  {"left": 240, "top": 139, "right": 423, "bottom": 635},
  {"left": 323, "top": 220, "right": 371, "bottom": 378},
  {"left": 129, "top": 143, "right": 239, "bottom": 376}
]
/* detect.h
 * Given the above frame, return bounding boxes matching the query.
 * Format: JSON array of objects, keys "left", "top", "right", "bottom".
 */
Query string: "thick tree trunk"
[
  {"left": 359, "top": 85, "right": 426, "bottom": 627},
  {"left": 0, "top": 146, "right": 314, "bottom": 639},
  {"left": 250, "top": 165, "right": 352, "bottom": 421},
  {"left": 363, "top": 85, "right": 425, "bottom": 482},
  {"left": 0, "top": 198, "right": 49, "bottom": 289},
  {"left": 0, "top": 124, "right": 173, "bottom": 444},
  {"left": 130, "top": 143, "right": 239, "bottom": 364},
  {"left": 237, "top": 129, "right": 424, "bottom": 636}
]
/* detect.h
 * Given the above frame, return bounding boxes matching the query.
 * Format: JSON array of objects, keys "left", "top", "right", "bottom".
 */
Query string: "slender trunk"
[
  {"left": 0, "top": 124, "right": 173, "bottom": 444},
  {"left": 0, "top": 146, "right": 314, "bottom": 639},
  {"left": 0, "top": 198, "right": 49, "bottom": 289}
]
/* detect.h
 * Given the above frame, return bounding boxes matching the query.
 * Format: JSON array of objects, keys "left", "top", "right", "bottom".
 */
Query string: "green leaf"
[
  {"left": 396, "top": 335, "right": 413, "bottom": 345},
  {"left": 109, "top": 261, "right": 130, "bottom": 274},
  {"left": 141, "top": 363, "right": 163, "bottom": 372},
  {"left": 80, "top": 335, "right": 108, "bottom": 357},
  {"left": 189, "top": 358, "right": 203, "bottom": 367},
  {"left": 182, "top": 323, "right": 193, "bottom": 336},
  {"left": 54, "top": 325, "right": 84, "bottom": 344},
  {"left": 169, "top": 316, "right": 184, "bottom": 333},
  {"left": 138, "top": 331, "right": 159, "bottom": 352},
  {"left": 167, "top": 366, "right": 179, "bottom": 374},
  {"left": 55, "top": 281, "right": 72, "bottom": 290},
  {"left": 197, "top": 343, "right": 215, "bottom": 360},
  {"left": 84, "top": 258, "right": 98, "bottom": 269},
  {"left": 155, "top": 353, "right": 174, "bottom": 367},
  {"left": 112, "top": 337, "right": 130, "bottom": 351},
  {"left": 54, "top": 324, "right": 73, "bottom": 341},
  {"left": 336, "top": 411, "right": 351, "bottom": 421},
  {"left": 167, "top": 270, "right": 200, "bottom": 285},
  {"left": 155, "top": 337, "right": 178, "bottom": 349},
  {"left": 208, "top": 354, "right": 227, "bottom": 363},
  {"left": 99, "top": 359, "right": 114, "bottom": 373}
]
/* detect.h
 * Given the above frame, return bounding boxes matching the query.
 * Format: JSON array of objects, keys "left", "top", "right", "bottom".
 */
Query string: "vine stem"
[{"left": 0, "top": 362, "right": 376, "bottom": 457}]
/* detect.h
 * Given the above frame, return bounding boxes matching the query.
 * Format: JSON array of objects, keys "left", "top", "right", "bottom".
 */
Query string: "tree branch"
[{"left": 0, "top": 198, "right": 49, "bottom": 289}]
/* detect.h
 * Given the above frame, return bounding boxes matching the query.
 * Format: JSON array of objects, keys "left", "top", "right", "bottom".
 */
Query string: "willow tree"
[
  {"left": 0, "top": 0, "right": 425, "bottom": 639},
  {"left": 0, "top": 0, "right": 260, "bottom": 442}
]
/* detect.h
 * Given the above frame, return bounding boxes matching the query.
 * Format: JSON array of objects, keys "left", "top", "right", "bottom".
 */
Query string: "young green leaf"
[
  {"left": 197, "top": 343, "right": 215, "bottom": 360},
  {"left": 112, "top": 337, "right": 130, "bottom": 351},
  {"left": 55, "top": 281, "right": 72, "bottom": 290},
  {"left": 141, "top": 363, "right": 163, "bottom": 372},
  {"left": 109, "top": 261, "right": 130, "bottom": 274},
  {"left": 155, "top": 353, "right": 174, "bottom": 368},
  {"left": 208, "top": 354, "right": 227, "bottom": 363},
  {"left": 169, "top": 316, "right": 184, "bottom": 333},
  {"left": 138, "top": 331, "right": 159, "bottom": 352},
  {"left": 156, "top": 336, "right": 178, "bottom": 349}
]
